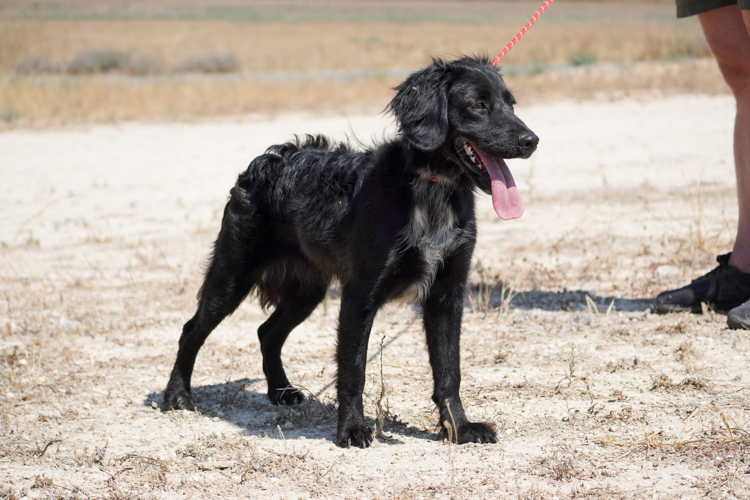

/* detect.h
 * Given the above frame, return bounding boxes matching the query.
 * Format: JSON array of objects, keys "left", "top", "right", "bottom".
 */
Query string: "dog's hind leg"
[
  {"left": 258, "top": 282, "right": 328, "bottom": 405},
  {"left": 423, "top": 251, "right": 498, "bottom": 445},
  {"left": 164, "top": 193, "right": 265, "bottom": 411}
]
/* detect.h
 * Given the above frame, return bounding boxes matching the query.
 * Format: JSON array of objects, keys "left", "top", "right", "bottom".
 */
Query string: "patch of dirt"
[{"left": 1, "top": 94, "right": 749, "bottom": 499}]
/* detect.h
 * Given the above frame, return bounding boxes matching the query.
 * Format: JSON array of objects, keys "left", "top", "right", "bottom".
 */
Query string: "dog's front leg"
[
  {"left": 423, "top": 253, "right": 498, "bottom": 445},
  {"left": 335, "top": 289, "right": 378, "bottom": 448}
]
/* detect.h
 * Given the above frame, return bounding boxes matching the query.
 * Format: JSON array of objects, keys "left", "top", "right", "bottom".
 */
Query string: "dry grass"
[
  {"left": 0, "top": 19, "right": 709, "bottom": 74},
  {"left": 0, "top": 6, "right": 726, "bottom": 127},
  {"left": 0, "top": 76, "right": 397, "bottom": 126},
  {"left": 0, "top": 59, "right": 728, "bottom": 127},
  {"left": 597, "top": 403, "right": 750, "bottom": 453}
]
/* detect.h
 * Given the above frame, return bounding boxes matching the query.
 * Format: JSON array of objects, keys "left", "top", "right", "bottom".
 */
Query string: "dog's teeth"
[{"left": 460, "top": 142, "right": 485, "bottom": 169}]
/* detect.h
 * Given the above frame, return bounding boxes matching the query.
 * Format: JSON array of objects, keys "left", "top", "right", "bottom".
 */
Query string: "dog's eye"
[{"left": 471, "top": 103, "right": 487, "bottom": 111}]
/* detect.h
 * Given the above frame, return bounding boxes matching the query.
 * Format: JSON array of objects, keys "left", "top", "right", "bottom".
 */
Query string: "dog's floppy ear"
[{"left": 389, "top": 61, "right": 449, "bottom": 151}]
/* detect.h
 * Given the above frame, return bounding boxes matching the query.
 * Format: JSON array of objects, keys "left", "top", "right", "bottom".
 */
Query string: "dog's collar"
[{"left": 416, "top": 170, "right": 440, "bottom": 183}]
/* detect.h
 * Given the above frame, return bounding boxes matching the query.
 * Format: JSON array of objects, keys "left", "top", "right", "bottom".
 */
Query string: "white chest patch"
[{"left": 398, "top": 204, "right": 459, "bottom": 304}]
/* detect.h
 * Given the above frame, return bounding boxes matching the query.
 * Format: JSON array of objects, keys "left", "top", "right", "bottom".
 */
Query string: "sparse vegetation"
[
  {"left": 66, "top": 48, "right": 132, "bottom": 74},
  {"left": 564, "top": 344, "right": 579, "bottom": 388},
  {"left": 13, "top": 56, "right": 61, "bottom": 74},
  {"left": 0, "top": 1, "right": 728, "bottom": 127},
  {"left": 569, "top": 51, "right": 597, "bottom": 67},
  {"left": 175, "top": 52, "right": 237, "bottom": 74},
  {"left": 2, "top": 1, "right": 749, "bottom": 498}
]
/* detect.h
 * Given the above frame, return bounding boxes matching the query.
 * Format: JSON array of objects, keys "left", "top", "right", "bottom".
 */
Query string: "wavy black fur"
[{"left": 164, "top": 56, "right": 539, "bottom": 448}]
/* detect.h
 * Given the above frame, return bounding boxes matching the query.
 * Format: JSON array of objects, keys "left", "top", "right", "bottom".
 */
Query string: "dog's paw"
[
  {"left": 337, "top": 424, "right": 373, "bottom": 449},
  {"left": 163, "top": 388, "right": 196, "bottom": 411},
  {"left": 444, "top": 421, "right": 498, "bottom": 445},
  {"left": 269, "top": 386, "right": 305, "bottom": 405}
]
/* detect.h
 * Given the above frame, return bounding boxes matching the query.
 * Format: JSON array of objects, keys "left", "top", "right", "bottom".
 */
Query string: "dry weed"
[
  {"left": 115, "top": 454, "right": 170, "bottom": 485},
  {"left": 468, "top": 262, "right": 497, "bottom": 316},
  {"left": 468, "top": 261, "right": 520, "bottom": 316},
  {"left": 13, "top": 56, "right": 61, "bottom": 75},
  {"left": 656, "top": 318, "right": 689, "bottom": 334},
  {"left": 175, "top": 52, "right": 237, "bottom": 74},
  {"left": 31, "top": 474, "right": 52, "bottom": 489},
  {"left": 675, "top": 341, "right": 696, "bottom": 362},
  {"left": 0, "top": 485, "right": 18, "bottom": 500},
  {"left": 651, "top": 373, "right": 712, "bottom": 392},
  {"left": 533, "top": 446, "right": 579, "bottom": 481},
  {"left": 651, "top": 373, "right": 675, "bottom": 390},
  {"left": 66, "top": 48, "right": 132, "bottom": 74},
  {"left": 599, "top": 403, "right": 750, "bottom": 456},
  {"left": 605, "top": 356, "right": 641, "bottom": 373}
]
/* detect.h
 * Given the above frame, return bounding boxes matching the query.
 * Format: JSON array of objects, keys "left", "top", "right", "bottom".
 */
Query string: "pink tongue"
[{"left": 482, "top": 155, "right": 524, "bottom": 220}]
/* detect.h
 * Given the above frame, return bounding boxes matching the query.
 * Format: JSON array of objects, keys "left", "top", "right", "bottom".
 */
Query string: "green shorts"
[{"left": 677, "top": 0, "right": 750, "bottom": 18}]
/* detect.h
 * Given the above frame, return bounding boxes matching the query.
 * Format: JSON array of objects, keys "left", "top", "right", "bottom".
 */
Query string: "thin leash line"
[{"left": 491, "top": 0, "right": 555, "bottom": 66}]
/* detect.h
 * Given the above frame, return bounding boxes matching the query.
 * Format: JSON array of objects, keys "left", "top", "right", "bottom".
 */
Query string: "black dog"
[{"left": 164, "top": 56, "right": 538, "bottom": 448}]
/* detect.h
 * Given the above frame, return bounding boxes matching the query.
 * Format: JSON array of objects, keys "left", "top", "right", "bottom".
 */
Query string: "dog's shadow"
[
  {"left": 147, "top": 289, "right": 651, "bottom": 444},
  {"left": 148, "top": 378, "right": 430, "bottom": 445},
  {"left": 325, "top": 284, "right": 653, "bottom": 313}
]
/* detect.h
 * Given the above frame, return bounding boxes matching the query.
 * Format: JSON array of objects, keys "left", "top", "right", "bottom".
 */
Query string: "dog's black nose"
[{"left": 519, "top": 132, "right": 539, "bottom": 155}]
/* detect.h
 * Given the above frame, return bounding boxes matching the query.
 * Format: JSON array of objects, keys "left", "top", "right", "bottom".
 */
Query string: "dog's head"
[{"left": 389, "top": 56, "right": 538, "bottom": 220}]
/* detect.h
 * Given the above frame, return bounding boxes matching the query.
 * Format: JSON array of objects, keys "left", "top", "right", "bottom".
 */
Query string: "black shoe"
[{"left": 653, "top": 253, "right": 750, "bottom": 314}]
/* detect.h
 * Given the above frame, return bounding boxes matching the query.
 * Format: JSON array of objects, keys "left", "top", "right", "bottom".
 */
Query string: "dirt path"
[{"left": 2, "top": 95, "right": 749, "bottom": 499}]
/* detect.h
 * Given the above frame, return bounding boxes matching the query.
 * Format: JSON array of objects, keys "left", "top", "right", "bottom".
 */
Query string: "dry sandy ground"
[{"left": 2, "top": 93, "right": 750, "bottom": 499}]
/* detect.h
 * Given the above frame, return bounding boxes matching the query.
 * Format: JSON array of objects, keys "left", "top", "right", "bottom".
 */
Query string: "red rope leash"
[{"left": 491, "top": 0, "right": 555, "bottom": 66}]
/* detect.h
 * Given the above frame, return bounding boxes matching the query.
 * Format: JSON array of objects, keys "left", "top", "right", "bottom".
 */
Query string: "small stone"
[
  {"left": 151, "top": 401, "right": 158, "bottom": 409},
  {"left": 198, "top": 460, "right": 234, "bottom": 471},
  {"left": 283, "top": 421, "right": 294, "bottom": 430}
]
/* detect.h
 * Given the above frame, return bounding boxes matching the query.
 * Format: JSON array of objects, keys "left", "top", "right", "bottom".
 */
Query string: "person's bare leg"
[
  {"left": 699, "top": 7, "right": 750, "bottom": 273},
  {"left": 695, "top": 7, "right": 750, "bottom": 327},
  {"left": 654, "top": 6, "right": 750, "bottom": 316}
]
